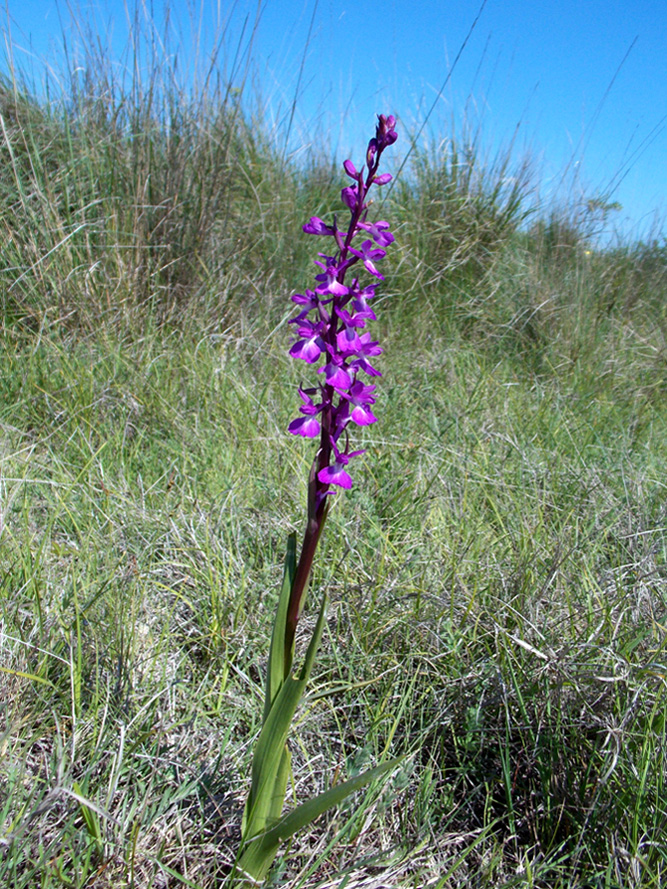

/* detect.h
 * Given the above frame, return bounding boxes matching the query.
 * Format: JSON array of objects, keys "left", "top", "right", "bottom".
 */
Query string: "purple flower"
[
  {"left": 314, "top": 260, "right": 348, "bottom": 296},
  {"left": 289, "top": 320, "right": 325, "bottom": 363},
  {"left": 318, "top": 444, "right": 366, "bottom": 489},
  {"left": 355, "top": 332, "right": 382, "bottom": 357},
  {"left": 335, "top": 305, "right": 368, "bottom": 328},
  {"left": 291, "top": 289, "right": 319, "bottom": 310},
  {"left": 303, "top": 217, "right": 335, "bottom": 236},
  {"left": 350, "top": 356, "right": 382, "bottom": 378},
  {"left": 336, "top": 327, "right": 363, "bottom": 356},
  {"left": 376, "top": 114, "right": 397, "bottom": 147},
  {"left": 288, "top": 388, "right": 323, "bottom": 437},
  {"left": 319, "top": 353, "right": 352, "bottom": 390},
  {"left": 343, "top": 380, "right": 378, "bottom": 426},
  {"left": 343, "top": 159, "right": 359, "bottom": 179},
  {"left": 288, "top": 415, "right": 321, "bottom": 437},
  {"left": 350, "top": 283, "right": 378, "bottom": 318},
  {"left": 289, "top": 289, "right": 321, "bottom": 323},
  {"left": 357, "top": 220, "right": 394, "bottom": 247},
  {"left": 348, "top": 240, "right": 386, "bottom": 279}
]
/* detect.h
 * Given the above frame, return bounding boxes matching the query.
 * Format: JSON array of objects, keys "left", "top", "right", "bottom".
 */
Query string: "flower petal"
[
  {"left": 289, "top": 416, "right": 321, "bottom": 437},
  {"left": 318, "top": 463, "right": 352, "bottom": 489}
]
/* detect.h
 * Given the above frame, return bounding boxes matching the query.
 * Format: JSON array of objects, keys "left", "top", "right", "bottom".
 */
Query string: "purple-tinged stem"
[{"left": 283, "top": 453, "right": 331, "bottom": 673}]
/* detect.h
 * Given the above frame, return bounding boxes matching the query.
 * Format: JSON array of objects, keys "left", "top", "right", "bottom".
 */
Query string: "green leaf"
[
  {"left": 263, "top": 533, "right": 297, "bottom": 725},
  {"left": 237, "top": 756, "right": 404, "bottom": 882},
  {"left": 298, "top": 591, "right": 328, "bottom": 685},
  {"left": 243, "top": 595, "right": 328, "bottom": 841},
  {"left": 268, "top": 746, "right": 291, "bottom": 824}
]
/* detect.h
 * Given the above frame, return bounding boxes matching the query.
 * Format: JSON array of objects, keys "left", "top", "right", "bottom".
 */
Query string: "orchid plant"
[{"left": 233, "top": 115, "right": 398, "bottom": 885}]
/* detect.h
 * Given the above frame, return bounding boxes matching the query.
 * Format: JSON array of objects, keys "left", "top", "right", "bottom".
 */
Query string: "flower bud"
[
  {"left": 303, "top": 216, "right": 335, "bottom": 236},
  {"left": 343, "top": 159, "right": 358, "bottom": 179},
  {"left": 341, "top": 186, "right": 358, "bottom": 210}
]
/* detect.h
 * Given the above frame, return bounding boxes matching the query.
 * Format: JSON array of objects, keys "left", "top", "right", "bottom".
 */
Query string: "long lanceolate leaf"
[
  {"left": 241, "top": 535, "right": 297, "bottom": 840},
  {"left": 237, "top": 757, "right": 404, "bottom": 883},
  {"left": 242, "top": 593, "right": 328, "bottom": 844},
  {"left": 264, "top": 531, "right": 297, "bottom": 723}
]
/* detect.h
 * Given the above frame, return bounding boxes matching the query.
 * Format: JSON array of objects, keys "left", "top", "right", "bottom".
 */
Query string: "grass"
[{"left": 1, "top": 6, "right": 667, "bottom": 887}]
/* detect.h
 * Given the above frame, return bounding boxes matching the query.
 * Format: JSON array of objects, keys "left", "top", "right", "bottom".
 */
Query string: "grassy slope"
[{"left": 1, "top": 41, "right": 667, "bottom": 889}]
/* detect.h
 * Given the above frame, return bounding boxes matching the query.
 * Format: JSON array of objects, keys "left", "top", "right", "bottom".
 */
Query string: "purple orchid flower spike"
[{"left": 283, "top": 113, "right": 397, "bottom": 660}]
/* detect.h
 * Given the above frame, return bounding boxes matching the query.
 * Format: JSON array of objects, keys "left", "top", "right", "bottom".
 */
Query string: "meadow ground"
[{"left": 1, "top": 27, "right": 667, "bottom": 888}]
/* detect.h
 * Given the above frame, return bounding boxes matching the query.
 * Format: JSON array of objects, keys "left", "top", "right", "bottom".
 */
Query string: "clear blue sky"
[{"left": 4, "top": 0, "right": 667, "bottom": 242}]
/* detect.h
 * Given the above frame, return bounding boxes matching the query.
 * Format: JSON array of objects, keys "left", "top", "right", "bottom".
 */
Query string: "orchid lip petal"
[
  {"left": 318, "top": 465, "right": 352, "bottom": 488},
  {"left": 289, "top": 416, "right": 321, "bottom": 437}
]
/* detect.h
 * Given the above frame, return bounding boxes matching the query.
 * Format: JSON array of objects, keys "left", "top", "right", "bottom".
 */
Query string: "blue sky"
[{"left": 5, "top": 1, "right": 667, "bottom": 241}]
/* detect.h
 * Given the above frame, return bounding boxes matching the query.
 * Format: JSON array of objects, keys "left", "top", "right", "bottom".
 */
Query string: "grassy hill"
[{"left": 1, "top": 24, "right": 666, "bottom": 888}]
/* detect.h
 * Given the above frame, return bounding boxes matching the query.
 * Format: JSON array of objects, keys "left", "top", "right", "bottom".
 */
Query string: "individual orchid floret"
[
  {"left": 288, "top": 388, "right": 323, "bottom": 438},
  {"left": 348, "top": 333, "right": 383, "bottom": 378},
  {"left": 314, "top": 260, "right": 348, "bottom": 296},
  {"left": 335, "top": 305, "right": 368, "bottom": 327},
  {"left": 303, "top": 217, "right": 336, "bottom": 236},
  {"left": 318, "top": 442, "right": 366, "bottom": 489},
  {"left": 343, "top": 159, "right": 359, "bottom": 179},
  {"left": 376, "top": 114, "right": 397, "bottom": 148},
  {"left": 288, "top": 415, "right": 320, "bottom": 437},
  {"left": 289, "top": 320, "right": 325, "bottom": 363},
  {"left": 342, "top": 299, "right": 375, "bottom": 324},
  {"left": 343, "top": 380, "right": 378, "bottom": 426},
  {"left": 289, "top": 289, "right": 321, "bottom": 323},
  {"left": 350, "top": 356, "right": 382, "bottom": 378},
  {"left": 355, "top": 332, "right": 383, "bottom": 358},
  {"left": 319, "top": 353, "right": 352, "bottom": 391},
  {"left": 336, "top": 324, "right": 363, "bottom": 355},
  {"left": 351, "top": 283, "right": 378, "bottom": 317},
  {"left": 348, "top": 239, "right": 387, "bottom": 279},
  {"left": 357, "top": 220, "right": 394, "bottom": 247},
  {"left": 291, "top": 289, "right": 319, "bottom": 310}
]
